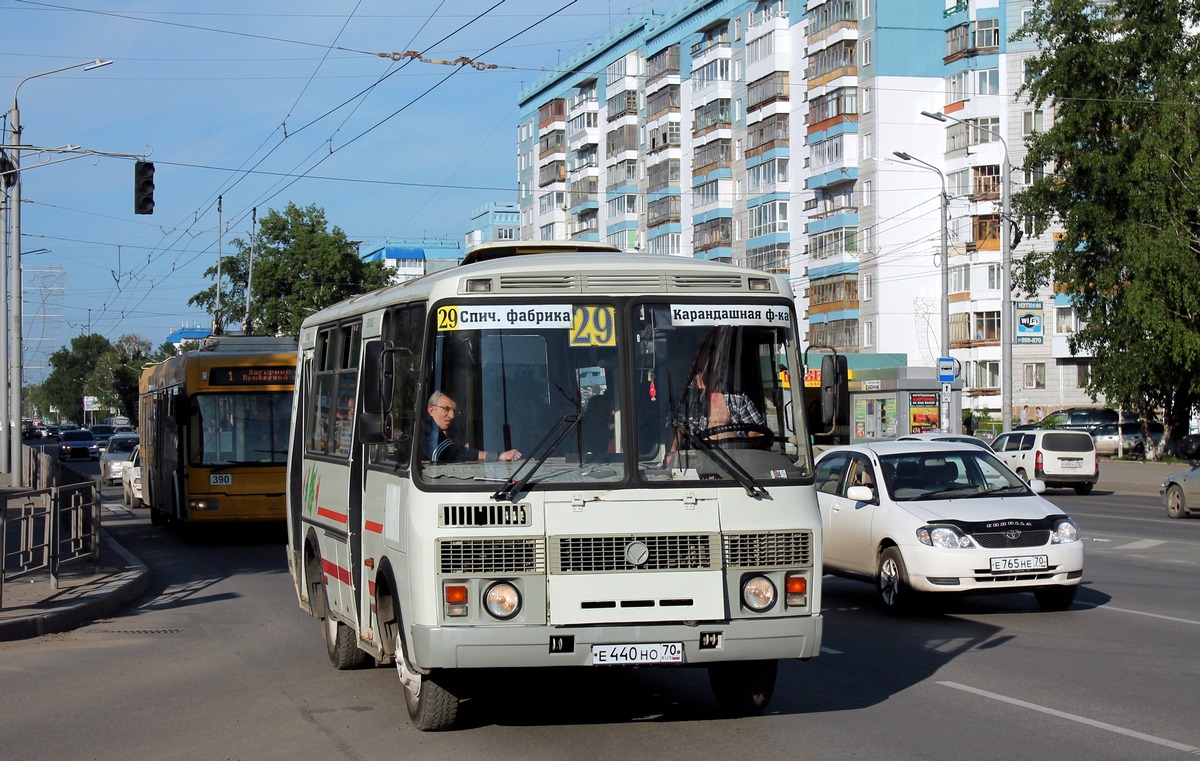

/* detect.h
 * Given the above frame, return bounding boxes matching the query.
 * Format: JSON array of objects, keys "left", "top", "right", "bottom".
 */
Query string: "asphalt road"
[{"left": 0, "top": 469, "right": 1197, "bottom": 760}]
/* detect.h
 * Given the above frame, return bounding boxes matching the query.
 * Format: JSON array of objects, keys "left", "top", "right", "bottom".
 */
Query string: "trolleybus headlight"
[
  {"left": 484, "top": 582, "right": 521, "bottom": 620},
  {"left": 188, "top": 499, "right": 218, "bottom": 512},
  {"left": 741, "top": 576, "right": 776, "bottom": 611}
]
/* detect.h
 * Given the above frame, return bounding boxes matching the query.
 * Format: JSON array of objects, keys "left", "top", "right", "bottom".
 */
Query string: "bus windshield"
[
  {"left": 191, "top": 392, "right": 291, "bottom": 466},
  {"left": 417, "top": 299, "right": 811, "bottom": 488}
]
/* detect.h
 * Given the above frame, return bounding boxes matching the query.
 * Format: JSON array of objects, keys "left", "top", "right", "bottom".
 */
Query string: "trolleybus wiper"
[
  {"left": 673, "top": 423, "right": 768, "bottom": 498},
  {"left": 491, "top": 413, "right": 582, "bottom": 502}
]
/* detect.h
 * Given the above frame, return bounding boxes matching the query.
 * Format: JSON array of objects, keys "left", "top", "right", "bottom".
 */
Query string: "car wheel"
[
  {"left": 708, "top": 659, "right": 778, "bottom": 717},
  {"left": 1073, "top": 483, "right": 1094, "bottom": 495},
  {"left": 877, "top": 546, "right": 916, "bottom": 614},
  {"left": 1165, "top": 484, "right": 1189, "bottom": 519},
  {"left": 1034, "top": 585, "right": 1077, "bottom": 611},
  {"left": 1015, "top": 467, "right": 1028, "bottom": 482}
]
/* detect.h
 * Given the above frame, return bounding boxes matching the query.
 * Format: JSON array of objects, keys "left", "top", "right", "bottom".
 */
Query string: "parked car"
[
  {"left": 814, "top": 441, "right": 1083, "bottom": 612},
  {"left": 87, "top": 424, "right": 117, "bottom": 450},
  {"left": 58, "top": 429, "right": 99, "bottom": 460},
  {"left": 896, "top": 433, "right": 993, "bottom": 450},
  {"left": 99, "top": 433, "right": 139, "bottom": 485},
  {"left": 990, "top": 429, "right": 1099, "bottom": 494},
  {"left": 122, "top": 445, "right": 143, "bottom": 508},
  {"left": 1014, "top": 407, "right": 1119, "bottom": 431},
  {"left": 1090, "top": 421, "right": 1164, "bottom": 457}
]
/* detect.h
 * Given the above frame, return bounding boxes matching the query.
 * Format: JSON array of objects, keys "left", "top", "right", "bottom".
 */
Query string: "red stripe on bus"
[
  {"left": 365, "top": 520, "right": 384, "bottom": 534},
  {"left": 368, "top": 580, "right": 376, "bottom": 597},
  {"left": 321, "top": 558, "right": 350, "bottom": 584},
  {"left": 316, "top": 506, "right": 348, "bottom": 523}
]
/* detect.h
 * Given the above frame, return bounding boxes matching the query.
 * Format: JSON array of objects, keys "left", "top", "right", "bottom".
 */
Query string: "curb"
[{"left": 0, "top": 530, "right": 150, "bottom": 642}]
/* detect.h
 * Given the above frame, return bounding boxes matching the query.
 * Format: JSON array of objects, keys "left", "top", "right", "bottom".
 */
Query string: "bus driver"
[{"left": 423, "top": 391, "right": 522, "bottom": 463}]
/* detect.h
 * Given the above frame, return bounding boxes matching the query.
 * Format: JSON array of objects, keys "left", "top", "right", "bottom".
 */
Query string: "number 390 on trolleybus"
[
  {"left": 139, "top": 334, "right": 297, "bottom": 527},
  {"left": 285, "top": 242, "right": 836, "bottom": 730}
]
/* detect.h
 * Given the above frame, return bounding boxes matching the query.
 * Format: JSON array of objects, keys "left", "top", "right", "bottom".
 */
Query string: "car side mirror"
[
  {"left": 1028, "top": 479, "right": 1047, "bottom": 494},
  {"left": 846, "top": 485, "right": 874, "bottom": 502}
]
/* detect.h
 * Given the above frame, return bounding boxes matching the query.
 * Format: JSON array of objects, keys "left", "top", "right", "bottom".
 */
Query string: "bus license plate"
[
  {"left": 591, "top": 643, "right": 684, "bottom": 666},
  {"left": 991, "top": 555, "right": 1048, "bottom": 572}
]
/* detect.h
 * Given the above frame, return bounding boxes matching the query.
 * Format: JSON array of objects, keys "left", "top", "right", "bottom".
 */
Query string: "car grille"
[{"left": 971, "top": 530, "right": 1051, "bottom": 549}]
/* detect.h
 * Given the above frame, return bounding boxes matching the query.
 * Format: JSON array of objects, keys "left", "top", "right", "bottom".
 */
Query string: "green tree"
[
  {"left": 42, "top": 334, "right": 113, "bottom": 423},
  {"left": 189, "top": 202, "right": 391, "bottom": 337},
  {"left": 1013, "top": 0, "right": 1200, "bottom": 456}
]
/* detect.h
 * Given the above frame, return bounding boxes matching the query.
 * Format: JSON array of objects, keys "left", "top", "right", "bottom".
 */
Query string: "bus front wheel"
[
  {"left": 397, "top": 641, "right": 460, "bottom": 731},
  {"left": 707, "top": 659, "right": 777, "bottom": 717}
]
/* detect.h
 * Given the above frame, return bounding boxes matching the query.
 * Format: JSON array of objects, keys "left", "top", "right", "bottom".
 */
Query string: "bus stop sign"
[{"left": 938, "top": 358, "right": 955, "bottom": 383}]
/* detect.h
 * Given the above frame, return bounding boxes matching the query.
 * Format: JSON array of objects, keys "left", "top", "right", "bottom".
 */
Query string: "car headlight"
[
  {"left": 917, "top": 525, "right": 973, "bottom": 549},
  {"left": 484, "top": 582, "right": 521, "bottom": 620},
  {"left": 741, "top": 575, "right": 777, "bottom": 611},
  {"left": 1051, "top": 518, "right": 1080, "bottom": 544}
]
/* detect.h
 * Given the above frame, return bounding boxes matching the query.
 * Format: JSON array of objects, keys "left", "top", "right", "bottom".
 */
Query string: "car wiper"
[
  {"left": 988, "top": 484, "right": 1031, "bottom": 495},
  {"left": 492, "top": 413, "right": 581, "bottom": 502},
  {"left": 672, "top": 422, "right": 768, "bottom": 498},
  {"left": 911, "top": 485, "right": 983, "bottom": 500}
]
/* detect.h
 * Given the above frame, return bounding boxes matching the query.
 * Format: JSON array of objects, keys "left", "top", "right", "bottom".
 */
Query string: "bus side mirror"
[
  {"left": 820, "top": 354, "right": 848, "bottom": 426},
  {"left": 359, "top": 340, "right": 395, "bottom": 444}
]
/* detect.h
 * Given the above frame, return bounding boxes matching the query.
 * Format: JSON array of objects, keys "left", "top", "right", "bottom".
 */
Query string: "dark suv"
[{"left": 1015, "top": 407, "right": 1118, "bottom": 431}]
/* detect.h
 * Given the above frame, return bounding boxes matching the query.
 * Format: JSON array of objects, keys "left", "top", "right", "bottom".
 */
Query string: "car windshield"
[
  {"left": 106, "top": 436, "right": 138, "bottom": 454},
  {"left": 61, "top": 431, "right": 94, "bottom": 443},
  {"left": 880, "top": 449, "right": 1029, "bottom": 501},
  {"left": 90, "top": 425, "right": 114, "bottom": 436}
]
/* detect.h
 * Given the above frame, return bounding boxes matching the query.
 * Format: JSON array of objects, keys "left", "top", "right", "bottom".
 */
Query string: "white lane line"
[
  {"left": 1075, "top": 602, "right": 1200, "bottom": 627},
  {"left": 819, "top": 646, "right": 842, "bottom": 655},
  {"left": 1115, "top": 539, "right": 1166, "bottom": 550},
  {"left": 938, "top": 681, "right": 1200, "bottom": 754}
]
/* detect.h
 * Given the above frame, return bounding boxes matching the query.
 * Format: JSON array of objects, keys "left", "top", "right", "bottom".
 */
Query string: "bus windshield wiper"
[
  {"left": 673, "top": 423, "right": 768, "bottom": 498},
  {"left": 492, "top": 413, "right": 581, "bottom": 502}
]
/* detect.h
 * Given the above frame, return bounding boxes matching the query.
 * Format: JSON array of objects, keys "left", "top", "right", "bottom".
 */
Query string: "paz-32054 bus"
[{"left": 285, "top": 242, "right": 832, "bottom": 730}]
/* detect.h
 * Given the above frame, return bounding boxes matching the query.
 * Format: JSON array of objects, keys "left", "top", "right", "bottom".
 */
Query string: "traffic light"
[{"left": 134, "top": 160, "right": 155, "bottom": 215}]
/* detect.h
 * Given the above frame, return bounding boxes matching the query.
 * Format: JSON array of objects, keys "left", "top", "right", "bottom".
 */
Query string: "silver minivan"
[{"left": 991, "top": 429, "right": 1098, "bottom": 494}]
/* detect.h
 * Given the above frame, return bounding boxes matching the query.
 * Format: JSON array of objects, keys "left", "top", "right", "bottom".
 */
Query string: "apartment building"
[{"left": 516, "top": 0, "right": 1096, "bottom": 423}]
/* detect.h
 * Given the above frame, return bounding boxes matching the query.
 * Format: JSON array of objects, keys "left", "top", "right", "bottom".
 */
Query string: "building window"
[
  {"left": 946, "top": 71, "right": 969, "bottom": 103},
  {"left": 975, "top": 68, "right": 999, "bottom": 96},
  {"left": 861, "top": 85, "right": 873, "bottom": 113},
  {"left": 987, "top": 263, "right": 1001, "bottom": 289},
  {"left": 863, "top": 321, "right": 874, "bottom": 348},
  {"left": 861, "top": 37, "right": 873, "bottom": 66},
  {"left": 948, "top": 169, "right": 970, "bottom": 197},
  {"left": 1024, "top": 109, "right": 1045, "bottom": 135},
  {"left": 862, "top": 179, "right": 873, "bottom": 207},
  {"left": 862, "top": 273, "right": 873, "bottom": 301},
  {"left": 862, "top": 0, "right": 873, "bottom": 18},
  {"left": 1023, "top": 363, "right": 1046, "bottom": 389},
  {"left": 861, "top": 132, "right": 874, "bottom": 160},
  {"left": 539, "top": 223, "right": 555, "bottom": 240},
  {"left": 1056, "top": 306, "right": 1076, "bottom": 333},
  {"left": 973, "top": 360, "right": 1000, "bottom": 389},
  {"left": 1076, "top": 362, "right": 1092, "bottom": 388},
  {"left": 748, "top": 201, "right": 789, "bottom": 238},
  {"left": 973, "top": 311, "right": 1000, "bottom": 340},
  {"left": 949, "top": 263, "right": 970, "bottom": 293}
]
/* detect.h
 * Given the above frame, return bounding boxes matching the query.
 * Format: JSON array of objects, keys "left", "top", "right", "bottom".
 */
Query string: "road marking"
[
  {"left": 938, "top": 681, "right": 1200, "bottom": 754},
  {"left": 1076, "top": 602, "right": 1200, "bottom": 627},
  {"left": 1115, "top": 539, "right": 1166, "bottom": 550},
  {"left": 819, "top": 646, "right": 842, "bottom": 655}
]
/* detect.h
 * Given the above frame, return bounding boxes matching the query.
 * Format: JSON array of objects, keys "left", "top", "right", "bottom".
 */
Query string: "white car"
[
  {"left": 122, "top": 445, "right": 144, "bottom": 508},
  {"left": 814, "top": 441, "right": 1084, "bottom": 613},
  {"left": 990, "top": 429, "right": 1098, "bottom": 494},
  {"left": 99, "top": 433, "right": 139, "bottom": 485}
]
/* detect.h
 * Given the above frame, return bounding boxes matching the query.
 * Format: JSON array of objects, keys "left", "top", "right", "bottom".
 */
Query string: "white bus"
[{"left": 286, "top": 242, "right": 833, "bottom": 730}]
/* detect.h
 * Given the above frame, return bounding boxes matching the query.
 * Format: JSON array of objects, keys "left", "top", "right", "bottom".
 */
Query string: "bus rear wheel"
[
  {"left": 319, "top": 575, "right": 369, "bottom": 670},
  {"left": 397, "top": 640, "right": 461, "bottom": 731},
  {"left": 707, "top": 659, "right": 777, "bottom": 717}
]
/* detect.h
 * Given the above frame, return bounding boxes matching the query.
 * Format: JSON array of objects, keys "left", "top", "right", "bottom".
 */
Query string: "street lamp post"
[
  {"left": 893, "top": 151, "right": 951, "bottom": 433},
  {"left": 922, "top": 110, "right": 1012, "bottom": 433},
  {"left": 8, "top": 59, "right": 113, "bottom": 471}
]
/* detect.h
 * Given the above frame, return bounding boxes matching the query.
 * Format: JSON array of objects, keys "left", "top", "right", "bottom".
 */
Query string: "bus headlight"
[
  {"left": 741, "top": 576, "right": 776, "bottom": 612},
  {"left": 188, "top": 499, "right": 218, "bottom": 511},
  {"left": 484, "top": 582, "right": 521, "bottom": 620}
]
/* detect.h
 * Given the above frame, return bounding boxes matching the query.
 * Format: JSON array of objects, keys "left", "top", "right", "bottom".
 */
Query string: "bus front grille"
[
  {"left": 552, "top": 534, "right": 719, "bottom": 573},
  {"left": 438, "top": 538, "right": 545, "bottom": 574},
  {"left": 724, "top": 531, "right": 813, "bottom": 568},
  {"left": 440, "top": 503, "right": 531, "bottom": 527}
]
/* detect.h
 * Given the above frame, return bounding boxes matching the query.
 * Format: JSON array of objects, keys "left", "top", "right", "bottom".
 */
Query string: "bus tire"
[
  {"left": 318, "top": 569, "right": 369, "bottom": 670},
  {"left": 707, "top": 659, "right": 777, "bottom": 717},
  {"left": 150, "top": 506, "right": 167, "bottom": 526},
  {"left": 399, "top": 653, "right": 460, "bottom": 732}
]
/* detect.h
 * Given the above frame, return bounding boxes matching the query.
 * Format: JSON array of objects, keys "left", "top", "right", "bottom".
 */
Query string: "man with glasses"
[{"left": 423, "top": 391, "right": 522, "bottom": 463}]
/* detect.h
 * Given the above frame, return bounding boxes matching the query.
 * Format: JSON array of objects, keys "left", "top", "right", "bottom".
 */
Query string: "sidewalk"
[{"left": 0, "top": 472, "right": 150, "bottom": 642}]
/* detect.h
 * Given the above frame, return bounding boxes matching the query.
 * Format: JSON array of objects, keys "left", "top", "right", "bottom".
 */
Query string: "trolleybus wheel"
[
  {"left": 707, "top": 659, "right": 777, "bottom": 717},
  {"left": 150, "top": 506, "right": 167, "bottom": 526}
]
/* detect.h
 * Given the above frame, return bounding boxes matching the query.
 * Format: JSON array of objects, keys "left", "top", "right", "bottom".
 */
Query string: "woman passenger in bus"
[{"left": 422, "top": 391, "right": 522, "bottom": 464}]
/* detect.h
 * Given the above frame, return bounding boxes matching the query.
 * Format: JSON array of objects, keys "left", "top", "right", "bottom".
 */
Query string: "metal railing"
[{"left": 1, "top": 446, "right": 100, "bottom": 609}]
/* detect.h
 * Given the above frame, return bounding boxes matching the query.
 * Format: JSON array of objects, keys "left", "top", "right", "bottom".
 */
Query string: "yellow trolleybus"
[
  {"left": 285, "top": 242, "right": 834, "bottom": 730},
  {"left": 139, "top": 334, "right": 296, "bottom": 526}
]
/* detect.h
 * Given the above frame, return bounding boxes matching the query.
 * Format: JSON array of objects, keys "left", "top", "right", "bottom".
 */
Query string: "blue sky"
[{"left": 1, "top": 0, "right": 660, "bottom": 379}]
